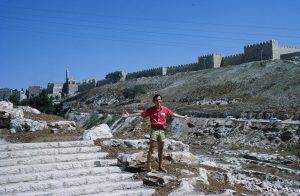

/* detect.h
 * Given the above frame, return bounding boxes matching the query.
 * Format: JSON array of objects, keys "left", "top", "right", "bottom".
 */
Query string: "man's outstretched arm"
[
  {"left": 122, "top": 111, "right": 141, "bottom": 118},
  {"left": 173, "top": 113, "right": 191, "bottom": 122}
]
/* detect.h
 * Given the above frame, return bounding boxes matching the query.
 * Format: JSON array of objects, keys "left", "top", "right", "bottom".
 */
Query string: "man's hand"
[
  {"left": 184, "top": 115, "right": 191, "bottom": 122},
  {"left": 122, "top": 111, "right": 129, "bottom": 118}
]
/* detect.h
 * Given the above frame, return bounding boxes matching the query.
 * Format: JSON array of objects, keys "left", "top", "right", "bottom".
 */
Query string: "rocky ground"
[{"left": 1, "top": 58, "right": 300, "bottom": 195}]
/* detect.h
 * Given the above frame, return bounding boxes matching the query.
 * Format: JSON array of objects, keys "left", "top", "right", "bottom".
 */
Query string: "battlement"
[
  {"left": 244, "top": 40, "right": 277, "bottom": 49},
  {"left": 222, "top": 53, "right": 244, "bottom": 66},
  {"left": 50, "top": 40, "right": 300, "bottom": 97},
  {"left": 223, "top": 53, "right": 244, "bottom": 59},
  {"left": 80, "top": 79, "right": 97, "bottom": 84}
]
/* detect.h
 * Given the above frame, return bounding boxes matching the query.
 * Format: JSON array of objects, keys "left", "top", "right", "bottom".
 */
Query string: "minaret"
[{"left": 66, "top": 67, "right": 70, "bottom": 83}]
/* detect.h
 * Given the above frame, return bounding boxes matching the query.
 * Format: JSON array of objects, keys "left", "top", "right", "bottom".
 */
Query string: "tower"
[{"left": 66, "top": 67, "right": 70, "bottom": 83}]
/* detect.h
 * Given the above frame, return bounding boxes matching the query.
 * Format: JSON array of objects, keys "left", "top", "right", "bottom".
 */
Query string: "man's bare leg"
[
  {"left": 157, "top": 141, "right": 166, "bottom": 172},
  {"left": 146, "top": 140, "right": 155, "bottom": 171}
]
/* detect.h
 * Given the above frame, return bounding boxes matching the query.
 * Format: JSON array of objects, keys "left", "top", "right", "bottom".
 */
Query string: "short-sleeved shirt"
[{"left": 141, "top": 106, "right": 174, "bottom": 129}]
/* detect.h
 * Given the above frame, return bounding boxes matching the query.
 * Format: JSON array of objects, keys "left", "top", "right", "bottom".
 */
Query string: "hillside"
[
  {"left": 64, "top": 58, "right": 300, "bottom": 120},
  {"left": 1, "top": 58, "right": 300, "bottom": 195}
]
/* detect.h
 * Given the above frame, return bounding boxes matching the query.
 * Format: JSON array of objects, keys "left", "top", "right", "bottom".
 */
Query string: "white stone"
[
  {"left": 48, "top": 121, "right": 76, "bottom": 131},
  {"left": 10, "top": 118, "right": 47, "bottom": 133},
  {"left": 0, "top": 101, "right": 13, "bottom": 111},
  {"left": 117, "top": 151, "right": 146, "bottom": 167},
  {"left": 83, "top": 124, "right": 113, "bottom": 140},
  {"left": 198, "top": 168, "right": 209, "bottom": 185},
  {"left": 165, "top": 139, "right": 189, "bottom": 151},
  {"left": 168, "top": 179, "right": 200, "bottom": 196},
  {"left": 168, "top": 151, "right": 199, "bottom": 165},
  {"left": 18, "top": 106, "right": 41, "bottom": 114}
]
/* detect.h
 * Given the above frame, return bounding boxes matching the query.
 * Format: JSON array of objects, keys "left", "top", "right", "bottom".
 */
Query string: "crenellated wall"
[
  {"left": 166, "top": 62, "right": 199, "bottom": 75},
  {"left": 222, "top": 53, "right": 244, "bottom": 66},
  {"left": 244, "top": 40, "right": 276, "bottom": 62},
  {"left": 68, "top": 40, "right": 300, "bottom": 93},
  {"left": 126, "top": 67, "right": 165, "bottom": 79},
  {"left": 78, "top": 79, "right": 97, "bottom": 92},
  {"left": 198, "top": 54, "right": 224, "bottom": 69},
  {"left": 96, "top": 79, "right": 110, "bottom": 86}
]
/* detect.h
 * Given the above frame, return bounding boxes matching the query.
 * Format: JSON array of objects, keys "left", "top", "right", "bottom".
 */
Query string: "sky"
[{"left": 1, "top": 0, "right": 300, "bottom": 90}]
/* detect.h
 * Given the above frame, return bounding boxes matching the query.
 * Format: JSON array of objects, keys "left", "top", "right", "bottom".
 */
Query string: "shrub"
[
  {"left": 83, "top": 112, "right": 100, "bottom": 129},
  {"left": 105, "top": 71, "right": 123, "bottom": 83}
]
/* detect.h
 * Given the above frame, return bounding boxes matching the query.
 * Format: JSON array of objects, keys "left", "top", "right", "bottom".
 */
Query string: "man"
[{"left": 122, "top": 94, "right": 191, "bottom": 172}]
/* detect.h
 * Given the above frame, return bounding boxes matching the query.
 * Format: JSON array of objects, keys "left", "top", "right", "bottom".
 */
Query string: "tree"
[{"left": 105, "top": 71, "right": 123, "bottom": 83}]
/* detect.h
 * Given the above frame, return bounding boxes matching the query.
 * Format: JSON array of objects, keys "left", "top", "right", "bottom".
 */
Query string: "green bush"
[
  {"left": 83, "top": 113, "right": 100, "bottom": 129},
  {"left": 105, "top": 71, "right": 123, "bottom": 83}
]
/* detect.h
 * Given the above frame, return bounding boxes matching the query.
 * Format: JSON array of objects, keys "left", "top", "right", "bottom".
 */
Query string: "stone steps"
[
  {"left": 0, "top": 146, "right": 102, "bottom": 159},
  {"left": 20, "top": 181, "right": 147, "bottom": 196},
  {"left": 0, "top": 140, "right": 155, "bottom": 195},
  {"left": 0, "top": 159, "right": 118, "bottom": 175},
  {"left": 0, "top": 173, "right": 135, "bottom": 194},
  {"left": 0, "top": 152, "right": 109, "bottom": 167},
  {"left": 0, "top": 166, "right": 122, "bottom": 185},
  {"left": 87, "top": 188, "right": 156, "bottom": 196},
  {"left": 0, "top": 140, "right": 95, "bottom": 152}
]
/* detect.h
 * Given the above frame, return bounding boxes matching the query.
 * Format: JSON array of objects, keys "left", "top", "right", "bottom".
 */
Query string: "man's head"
[{"left": 153, "top": 94, "right": 162, "bottom": 107}]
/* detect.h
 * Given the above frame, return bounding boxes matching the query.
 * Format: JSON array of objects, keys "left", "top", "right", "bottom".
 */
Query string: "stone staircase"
[{"left": 0, "top": 140, "right": 155, "bottom": 195}]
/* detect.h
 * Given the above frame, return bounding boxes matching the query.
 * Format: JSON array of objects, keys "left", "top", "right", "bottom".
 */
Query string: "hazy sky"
[{"left": 1, "top": 0, "right": 299, "bottom": 89}]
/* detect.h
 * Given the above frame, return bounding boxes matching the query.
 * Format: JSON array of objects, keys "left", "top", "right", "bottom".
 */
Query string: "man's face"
[{"left": 154, "top": 96, "right": 162, "bottom": 107}]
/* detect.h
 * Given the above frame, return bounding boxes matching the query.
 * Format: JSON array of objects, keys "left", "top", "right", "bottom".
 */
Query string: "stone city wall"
[
  {"left": 280, "top": 51, "right": 300, "bottom": 59},
  {"left": 62, "top": 40, "right": 300, "bottom": 91},
  {"left": 78, "top": 79, "right": 97, "bottom": 92},
  {"left": 126, "top": 67, "right": 164, "bottom": 79},
  {"left": 96, "top": 79, "right": 110, "bottom": 86},
  {"left": 198, "top": 54, "right": 224, "bottom": 69},
  {"left": 166, "top": 62, "right": 199, "bottom": 75},
  {"left": 278, "top": 45, "right": 300, "bottom": 56},
  {"left": 243, "top": 40, "right": 276, "bottom": 62},
  {"left": 222, "top": 53, "right": 244, "bottom": 66}
]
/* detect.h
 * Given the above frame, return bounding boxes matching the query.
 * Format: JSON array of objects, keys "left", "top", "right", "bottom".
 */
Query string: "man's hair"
[{"left": 153, "top": 94, "right": 162, "bottom": 102}]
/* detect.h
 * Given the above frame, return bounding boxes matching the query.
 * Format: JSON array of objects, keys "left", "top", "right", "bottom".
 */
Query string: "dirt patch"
[
  {"left": 3, "top": 127, "right": 84, "bottom": 143},
  {"left": 24, "top": 112, "right": 65, "bottom": 122},
  {"left": 195, "top": 176, "right": 254, "bottom": 195}
]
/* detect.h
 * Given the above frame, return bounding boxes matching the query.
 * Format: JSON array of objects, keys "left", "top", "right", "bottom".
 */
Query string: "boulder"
[
  {"left": 167, "top": 151, "right": 199, "bottom": 165},
  {"left": 10, "top": 118, "right": 48, "bottom": 133},
  {"left": 143, "top": 172, "right": 176, "bottom": 187},
  {"left": 117, "top": 151, "right": 146, "bottom": 168},
  {"left": 0, "top": 101, "right": 13, "bottom": 111},
  {"left": 102, "top": 139, "right": 149, "bottom": 149},
  {"left": 165, "top": 139, "right": 189, "bottom": 151},
  {"left": 48, "top": 121, "right": 76, "bottom": 131},
  {"left": 83, "top": 123, "right": 113, "bottom": 140},
  {"left": 10, "top": 109, "right": 24, "bottom": 119},
  {"left": 168, "top": 178, "right": 200, "bottom": 196},
  {"left": 18, "top": 106, "right": 41, "bottom": 114}
]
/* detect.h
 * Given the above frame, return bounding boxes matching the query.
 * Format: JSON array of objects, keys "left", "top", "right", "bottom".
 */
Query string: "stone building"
[
  {"left": 27, "top": 86, "right": 43, "bottom": 98},
  {"left": 47, "top": 83, "right": 64, "bottom": 98},
  {"left": 0, "top": 88, "right": 13, "bottom": 100},
  {"left": 62, "top": 68, "right": 78, "bottom": 96}
]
